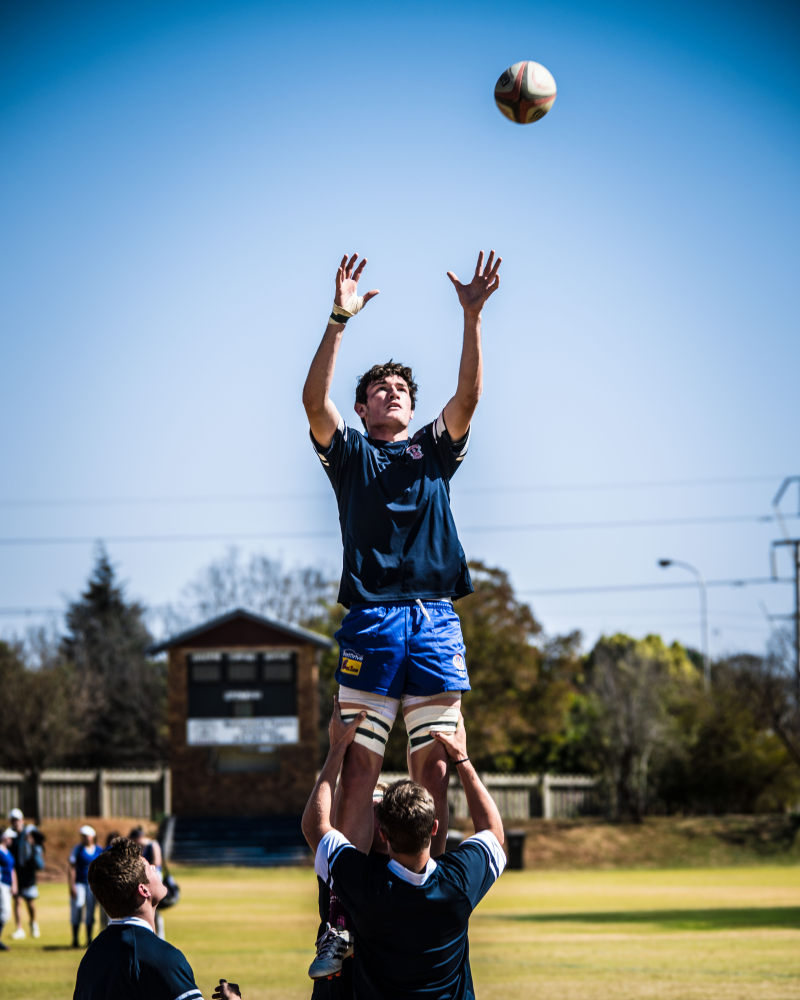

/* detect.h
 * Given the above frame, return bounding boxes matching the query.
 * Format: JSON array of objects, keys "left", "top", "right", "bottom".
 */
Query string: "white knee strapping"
[
  {"left": 339, "top": 688, "right": 399, "bottom": 758},
  {"left": 403, "top": 698, "right": 461, "bottom": 754}
]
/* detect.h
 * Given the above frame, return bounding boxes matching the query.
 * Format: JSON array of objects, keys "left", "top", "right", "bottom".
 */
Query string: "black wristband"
[
  {"left": 453, "top": 757, "right": 469, "bottom": 765},
  {"left": 329, "top": 310, "right": 349, "bottom": 324}
]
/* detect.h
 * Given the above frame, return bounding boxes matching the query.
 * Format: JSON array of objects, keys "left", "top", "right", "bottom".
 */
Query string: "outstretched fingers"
[{"left": 480, "top": 250, "right": 501, "bottom": 279}]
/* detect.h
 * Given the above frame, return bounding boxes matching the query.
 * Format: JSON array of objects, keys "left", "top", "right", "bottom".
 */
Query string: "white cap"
[
  {"left": 1, "top": 827, "right": 15, "bottom": 840},
  {"left": 9, "top": 808, "right": 23, "bottom": 820},
  {"left": 79, "top": 824, "right": 96, "bottom": 837}
]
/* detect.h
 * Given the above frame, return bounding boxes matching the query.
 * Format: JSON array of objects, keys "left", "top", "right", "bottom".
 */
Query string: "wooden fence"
[
  {"left": 0, "top": 768, "right": 171, "bottom": 822},
  {"left": 382, "top": 771, "right": 600, "bottom": 821},
  {"left": 1, "top": 767, "right": 596, "bottom": 822}
]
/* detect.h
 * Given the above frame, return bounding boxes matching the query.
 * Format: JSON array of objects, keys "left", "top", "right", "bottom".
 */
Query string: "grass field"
[{"left": 4, "top": 864, "right": 799, "bottom": 999}]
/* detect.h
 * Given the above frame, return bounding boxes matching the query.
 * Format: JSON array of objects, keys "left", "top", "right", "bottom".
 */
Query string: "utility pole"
[{"left": 771, "top": 477, "right": 800, "bottom": 701}]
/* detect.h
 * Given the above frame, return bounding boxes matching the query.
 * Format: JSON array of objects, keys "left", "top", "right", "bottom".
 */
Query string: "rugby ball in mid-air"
[{"left": 494, "top": 61, "right": 556, "bottom": 124}]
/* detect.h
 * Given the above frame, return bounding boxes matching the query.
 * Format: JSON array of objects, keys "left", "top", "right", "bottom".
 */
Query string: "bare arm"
[
  {"left": 442, "top": 250, "right": 501, "bottom": 442},
  {"left": 301, "top": 697, "right": 366, "bottom": 853},
  {"left": 434, "top": 715, "right": 504, "bottom": 845},
  {"left": 302, "top": 253, "right": 379, "bottom": 448}
]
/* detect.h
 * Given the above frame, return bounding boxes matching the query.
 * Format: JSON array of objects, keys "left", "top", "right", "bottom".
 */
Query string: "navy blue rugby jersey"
[
  {"left": 73, "top": 918, "right": 203, "bottom": 1000},
  {"left": 311, "top": 413, "right": 473, "bottom": 607},
  {"left": 315, "top": 829, "right": 506, "bottom": 1000}
]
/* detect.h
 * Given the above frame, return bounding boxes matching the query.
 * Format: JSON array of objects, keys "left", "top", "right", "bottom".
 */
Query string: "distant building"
[{"left": 149, "top": 609, "right": 331, "bottom": 817}]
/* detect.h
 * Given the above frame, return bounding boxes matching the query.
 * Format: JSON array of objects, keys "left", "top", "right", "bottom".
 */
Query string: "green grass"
[{"left": 5, "top": 864, "right": 800, "bottom": 999}]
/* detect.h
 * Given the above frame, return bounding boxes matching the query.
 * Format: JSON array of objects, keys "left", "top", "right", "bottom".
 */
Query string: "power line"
[
  {"left": 0, "top": 578, "right": 791, "bottom": 618},
  {"left": 519, "top": 577, "right": 791, "bottom": 597},
  {"left": 0, "top": 473, "right": 785, "bottom": 509},
  {"left": 0, "top": 512, "right": 796, "bottom": 547}
]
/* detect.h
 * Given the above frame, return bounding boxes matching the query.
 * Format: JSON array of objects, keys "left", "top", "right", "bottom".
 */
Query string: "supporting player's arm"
[
  {"left": 442, "top": 250, "right": 502, "bottom": 442},
  {"left": 301, "top": 697, "right": 367, "bottom": 853},
  {"left": 302, "top": 253, "right": 379, "bottom": 448},
  {"left": 434, "top": 715, "right": 504, "bottom": 844}
]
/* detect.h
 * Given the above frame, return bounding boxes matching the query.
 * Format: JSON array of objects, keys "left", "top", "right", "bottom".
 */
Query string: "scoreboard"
[{"left": 185, "top": 649, "right": 299, "bottom": 748}]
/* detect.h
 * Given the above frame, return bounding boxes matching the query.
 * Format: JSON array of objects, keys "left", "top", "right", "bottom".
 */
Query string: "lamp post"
[{"left": 658, "top": 558, "right": 710, "bottom": 690}]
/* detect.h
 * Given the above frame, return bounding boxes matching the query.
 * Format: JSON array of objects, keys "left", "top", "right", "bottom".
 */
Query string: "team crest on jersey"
[
  {"left": 452, "top": 653, "right": 467, "bottom": 678},
  {"left": 405, "top": 443, "right": 423, "bottom": 460},
  {"left": 340, "top": 649, "right": 363, "bottom": 676}
]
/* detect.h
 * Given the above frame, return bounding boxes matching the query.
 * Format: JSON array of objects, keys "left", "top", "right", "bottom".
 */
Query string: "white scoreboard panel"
[{"left": 185, "top": 650, "right": 299, "bottom": 748}]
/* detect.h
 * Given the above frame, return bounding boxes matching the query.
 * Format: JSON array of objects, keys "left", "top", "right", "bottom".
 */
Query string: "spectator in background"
[
  {"left": 68, "top": 825, "right": 103, "bottom": 948},
  {"left": 0, "top": 826, "right": 18, "bottom": 951},
  {"left": 130, "top": 826, "right": 166, "bottom": 939},
  {"left": 9, "top": 809, "right": 44, "bottom": 940}
]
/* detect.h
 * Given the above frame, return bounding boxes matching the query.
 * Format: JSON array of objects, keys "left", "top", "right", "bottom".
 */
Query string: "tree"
[
  {"left": 653, "top": 653, "right": 800, "bottom": 814},
  {"left": 445, "top": 562, "right": 580, "bottom": 772},
  {"left": 750, "top": 629, "right": 800, "bottom": 771},
  {"left": 61, "top": 545, "right": 165, "bottom": 766},
  {"left": 0, "top": 638, "right": 81, "bottom": 778},
  {"left": 164, "top": 546, "right": 336, "bottom": 632},
  {"left": 583, "top": 633, "right": 697, "bottom": 822}
]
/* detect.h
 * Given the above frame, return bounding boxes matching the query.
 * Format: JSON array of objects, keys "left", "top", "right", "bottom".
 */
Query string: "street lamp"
[{"left": 658, "top": 558, "right": 710, "bottom": 690}]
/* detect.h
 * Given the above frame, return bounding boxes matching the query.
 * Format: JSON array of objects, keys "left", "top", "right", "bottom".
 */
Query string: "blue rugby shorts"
[{"left": 334, "top": 600, "right": 470, "bottom": 698}]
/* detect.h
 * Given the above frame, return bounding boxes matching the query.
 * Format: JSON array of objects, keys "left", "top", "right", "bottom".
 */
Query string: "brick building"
[{"left": 150, "top": 608, "right": 331, "bottom": 817}]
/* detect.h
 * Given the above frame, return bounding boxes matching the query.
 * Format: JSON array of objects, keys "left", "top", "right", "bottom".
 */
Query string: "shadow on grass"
[{"left": 499, "top": 907, "right": 800, "bottom": 931}]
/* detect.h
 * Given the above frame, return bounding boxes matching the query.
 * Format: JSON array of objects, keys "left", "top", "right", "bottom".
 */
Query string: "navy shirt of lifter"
[{"left": 315, "top": 829, "right": 506, "bottom": 1000}]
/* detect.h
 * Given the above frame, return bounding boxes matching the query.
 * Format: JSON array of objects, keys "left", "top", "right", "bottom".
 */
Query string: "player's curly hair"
[
  {"left": 355, "top": 362, "right": 418, "bottom": 411},
  {"left": 88, "top": 836, "right": 148, "bottom": 918},
  {"left": 376, "top": 779, "right": 436, "bottom": 855}
]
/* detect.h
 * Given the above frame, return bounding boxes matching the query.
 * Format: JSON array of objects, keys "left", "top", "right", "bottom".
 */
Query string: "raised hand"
[
  {"left": 334, "top": 253, "right": 380, "bottom": 315},
  {"left": 328, "top": 694, "right": 366, "bottom": 749},
  {"left": 432, "top": 713, "right": 468, "bottom": 762},
  {"left": 447, "top": 250, "right": 501, "bottom": 316}
]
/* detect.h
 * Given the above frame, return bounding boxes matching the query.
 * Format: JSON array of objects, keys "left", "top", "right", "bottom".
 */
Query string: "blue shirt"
[
  {"left": 0, "top": 844, "right": 14, "bottom": 887},
  {"left": 316, "top": 829, "right": 506, "bottom": 999},
  {"left": 73, "top": 917, "right": 202, "bottom": 1000},
  {"left": 312, "top": 413, "right": 473, "bottom": 607},
  {"left": 69, "top": 843, "right": 103, "bottom": 885}
]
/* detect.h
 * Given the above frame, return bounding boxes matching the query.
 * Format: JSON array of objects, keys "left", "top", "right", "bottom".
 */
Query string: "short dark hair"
[
  {"left": 88, "top": 837, "right": 148, "bottom": 918},
  {"left": 375, "top": 779, "right": 436, "bottom": 854},
  {"left": 355, "top": 362, "right": 418, "bottom": 411}
]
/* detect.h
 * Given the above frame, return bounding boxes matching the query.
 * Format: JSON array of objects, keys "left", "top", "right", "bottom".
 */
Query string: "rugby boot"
[{"left": 308, "top": 922, "right": 354, "bottom": 980}]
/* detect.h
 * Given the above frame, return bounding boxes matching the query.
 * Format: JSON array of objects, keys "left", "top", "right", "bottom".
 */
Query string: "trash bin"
[{"left": 506, "top": 829, "right": 527, "bottom": 870}]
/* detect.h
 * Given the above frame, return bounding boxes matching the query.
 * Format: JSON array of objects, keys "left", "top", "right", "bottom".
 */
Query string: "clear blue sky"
[{"left": 2, "top": 0, "right": 798, "bottom": 658}]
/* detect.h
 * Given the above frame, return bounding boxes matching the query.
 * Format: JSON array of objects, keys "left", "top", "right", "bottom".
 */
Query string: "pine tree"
[{"left": 62, "top": 545, "right": 165, "bottom": 766}]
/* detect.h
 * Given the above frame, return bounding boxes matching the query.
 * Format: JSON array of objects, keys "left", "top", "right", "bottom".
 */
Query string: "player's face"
[
  {"left": 357, "top": 375, "right": 414, "bottom": 437},
  {"left": 144, "top": 860, "right": 167, "bottom": 906}
]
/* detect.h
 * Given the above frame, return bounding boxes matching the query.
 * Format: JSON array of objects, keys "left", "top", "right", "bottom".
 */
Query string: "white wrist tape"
[{"left": 328, "top": 293, "right": 366, "bottom": 326}]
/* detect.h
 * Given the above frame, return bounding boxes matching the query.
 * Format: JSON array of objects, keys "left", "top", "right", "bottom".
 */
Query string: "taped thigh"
[
  {"left": 338, "top": 687, "right": 400, "bottom": 758},
  {"left": 402, "top": 694, "right": 461, "bottom": 754}
]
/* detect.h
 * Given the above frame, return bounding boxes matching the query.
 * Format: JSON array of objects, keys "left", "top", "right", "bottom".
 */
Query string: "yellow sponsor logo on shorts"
[{"left": 341, "top": 649, "right": 363, "bottom": 676}]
